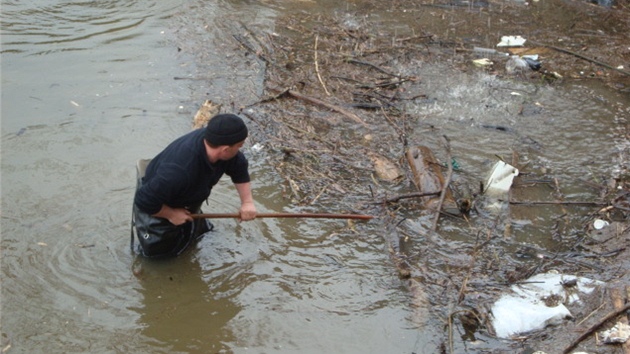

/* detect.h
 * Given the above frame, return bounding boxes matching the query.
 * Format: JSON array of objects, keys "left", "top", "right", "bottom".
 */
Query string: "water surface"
[{"left": 2, "top": 0, "right": 628, "bottom": 353}]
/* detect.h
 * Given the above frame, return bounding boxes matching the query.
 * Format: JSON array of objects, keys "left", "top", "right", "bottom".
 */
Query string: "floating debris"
[
  {"left": 601, "top": 322, "right": 630, "bottom": 344},
  {"left": 593, "top": 219, "right": 609, "bottom": 230},
  {"left": 506, "top": 55, "right": 530, "bottom": 74},
  {"left": 490, "top": 272, "right": 603, "bottom": 338},
  {"left": 522, "top": 56, "right": 542, "bottom": 71},
  {"left": 497, "top": 35, "right": 526, "bottom": 47},
  {"left": 473, "top": 46, "right": 509, "bottom": 57},
  {"left": 473, "top": 58, "right": 494, "bottom": 67},
  {"left": 192, "top": 100, "right": 221, "bottom": 129},
  {"left": 484, "top": 160, "right": 519, "bottom": 196},
  {"left": 369, "top": 152, "right": 403, "bottom": 181}
]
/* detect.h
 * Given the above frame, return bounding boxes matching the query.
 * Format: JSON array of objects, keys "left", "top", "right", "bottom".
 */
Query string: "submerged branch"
[
  {"left": 509, "top": 200, "right": 607, "bottom": 206},
  {"left": 346, "top": 58, "right": 401, "bottom": 78},
  {"left": 284, "top": 89, "right": 369, "bottom": 127},
  {"left": 532, "top": 41, "right": 630, "bottom": 77},
  {"left": 374, "top": 191, "right": 441, "bottom": 204},
  {"left": 432, "top": 135, "right": 453, "bottom": 232}
]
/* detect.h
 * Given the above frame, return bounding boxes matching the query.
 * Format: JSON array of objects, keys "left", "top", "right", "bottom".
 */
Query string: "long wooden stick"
[
  {"left": 509, "top": 200, "right": 607, "bottom": 206},
  {"left": 531, "top": 41, "right": 630, "bottom": 77},
  {"left": 432, "top": 135, "right": 453, "bottom": 231},
  {"left": 286, "top": 90, "right": 368, "bottom": 127},
  {"left": 191, "top": 212, "right": 374, "bottom": 220}
]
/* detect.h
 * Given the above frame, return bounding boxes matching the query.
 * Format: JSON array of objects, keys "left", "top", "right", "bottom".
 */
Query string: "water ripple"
[{"left": 0, "top": 0, "right": 180, "bottom": 55}]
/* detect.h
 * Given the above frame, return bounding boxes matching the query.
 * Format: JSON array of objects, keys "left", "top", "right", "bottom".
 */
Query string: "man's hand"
[
  {"left": 153, "top": 205, "right": 192, "bottom": 226},
  {"left": 234, "top": 182, "right": 257, "bottom": 221},
  {"left": 239, "top": 201, "right": 257, "bottom": 221}
]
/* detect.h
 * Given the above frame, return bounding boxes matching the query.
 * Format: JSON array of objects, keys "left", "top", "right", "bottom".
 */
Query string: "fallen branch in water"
[
  {"left": 233, "top": 34, "right": 273, "bottom": 65},
  {"left": 346, "top": 58, "right": 401, "bottom": 78},
  {"left": 531, "top": 41, "right": 630, "bottom": 77},
  {"left": 508, "top": 200, "right": 607, "bottom": 206},
  {"left": 610, "top": 287, "right": 630, "bottom": 354},
  {"left": 191, "top": 212, "right": 374, "bottom": 220},
  {"left": 374, "top": 191, "right": 441, "bottom": 204},
  {"left": 432, "top": 135, "right": 453, "bottom": 232},
  {"left": 283, "top": 89, "right": 369, "bottom": 127}
]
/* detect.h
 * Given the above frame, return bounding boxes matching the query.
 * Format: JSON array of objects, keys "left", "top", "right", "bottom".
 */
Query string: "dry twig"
[{"left": 314, "top": 35, "right": 331, "bottom": 96}]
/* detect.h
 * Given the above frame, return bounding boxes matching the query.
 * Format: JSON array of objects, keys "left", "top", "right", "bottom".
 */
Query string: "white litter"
[
  {"left": 251, "top": 143, "right": 264, "bottom": 153},
  {"left": 601, "top": 322, "right": 630, "bottom": 344},
  {"left": 593, "top": 219, "right": 609, "bottom": 230},
  {"left": 473, "top": 58, "right": 494, "bottom": 67},
  {"left": 522, "top": 54, "right": 539, "bottom": 60},
  {"left": 484, "top": 160, "right": 519, "bottom": 196},
  {"left": 506, "top": 55, "right": 529, "bottom": 74},
  {"left": 497, "top": 35, "right": 527, "bottom": 47},
  {"left": 490, "top": 272, "right": 604, "bottom": 338}
]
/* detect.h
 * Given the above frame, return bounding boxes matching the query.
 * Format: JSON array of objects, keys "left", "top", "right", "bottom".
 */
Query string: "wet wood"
[
  {"left": 509, "top": 200, "right": 607, "bottom": 206},
  {"left": 192, "top": 100, "right": 221, "bottom": 129},
  {"left": 406, "top": 145, "right": 460, "bottom": 216},
  {"left": 431, "top": 135, "right": 454, "bottom": 231},
  {"left": 531, "top": 40, "right": 630, "bottom": 77},
  {"left": 346, "top": 58, "right": 401, "bottom": 78},
  {"left": 191, "top": 212, "right": 374, "bottom": 220},
  {"left": 368, "top": 152, "right": 403, "bottom": 181},
  {"left": 610, "top": 287, "right": 630, "bottom": 354},
  {"left": 374, "top": 191, "right": 441, "bottom": 204},
  {"left": 379, "top": 219, "right": 430, "bottom": 327},
  {"left": 285, "top": 89, "right": 368, "bottom": 127}
]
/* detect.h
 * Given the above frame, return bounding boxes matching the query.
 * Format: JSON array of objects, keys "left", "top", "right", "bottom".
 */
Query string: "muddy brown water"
[{"left": 2, "top": 0, "right": 629, "bottom": 353}]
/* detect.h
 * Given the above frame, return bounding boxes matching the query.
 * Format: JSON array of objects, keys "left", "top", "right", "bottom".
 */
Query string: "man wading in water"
[{"left": 132, "top": 113, "right": 257, "bottom": 257}]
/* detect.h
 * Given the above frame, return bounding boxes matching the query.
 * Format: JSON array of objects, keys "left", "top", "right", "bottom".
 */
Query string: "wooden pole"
[{"left": 191, "top": 212, "right": 374, "bottom": 220}]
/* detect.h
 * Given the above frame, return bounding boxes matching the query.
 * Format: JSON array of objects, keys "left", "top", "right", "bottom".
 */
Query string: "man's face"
[{"left": 220, "top": 140, "right": 244, "bottom": 160}]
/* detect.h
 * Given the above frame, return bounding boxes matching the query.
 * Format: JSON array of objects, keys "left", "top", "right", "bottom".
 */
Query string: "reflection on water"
[
  {"left": 1, "top": 0, "right": 177, "bottom": 55},
  {"left": 131, "top": 253, "right": 240, "bottom": 353},
  {"left": 1, "top": 0, "right": 195, "bottom": 352}
]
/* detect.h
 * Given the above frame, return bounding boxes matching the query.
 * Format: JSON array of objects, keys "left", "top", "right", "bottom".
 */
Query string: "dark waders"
[{"left": 130, "top": 159, "right": 213, "bottom": 258}]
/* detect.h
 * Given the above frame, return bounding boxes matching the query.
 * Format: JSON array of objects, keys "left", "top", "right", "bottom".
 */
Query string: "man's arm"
[
  {"left": 153, "top": 204, "right": 193, "bottom": 225},
  {"left": 234, "top": 182, "right": 257, "bottom": 221}
]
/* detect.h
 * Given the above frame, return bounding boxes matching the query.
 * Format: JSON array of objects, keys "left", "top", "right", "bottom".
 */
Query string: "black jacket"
[{"left": 134, "top": 129, "right": 250, "bottom": 214}]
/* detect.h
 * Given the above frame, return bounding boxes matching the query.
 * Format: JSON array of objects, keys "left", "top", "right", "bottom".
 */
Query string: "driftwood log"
[{"left": 406, "top": 145, "right": 460, "bottom": 216}]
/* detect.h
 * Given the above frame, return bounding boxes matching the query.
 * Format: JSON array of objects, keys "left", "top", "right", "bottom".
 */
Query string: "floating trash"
[
  {"left": 251, "top": 142, "right": 264, "bottom": 153},
  {"left": 601, "top": 322, "right": 630, "bottom": 344},
  {"left": 473, "top": 58, "right": 494, "bottom": 67},
  {"left": 484, "top": 160, "right": 519, "bottom": 196},
  {"left": 490, "top": 272, "right": 604, "bottom": 338},
  {"left": 497, "top": 35, "right": 526, "bottom": 47},
  {"left": 506, "top": 55, "right": 529, "bottom": 74},
  {"left": 522, "top": 56, "right": 542, "bottom": 71},
  {"left": 473, "top": 46, "right": 509, "bottom": 57},
  {"left": 593, "top": 219, "right": 610, "bottom": 230},
  {"left": 522, "top": 54, "right": 539, "bottom": 61}
]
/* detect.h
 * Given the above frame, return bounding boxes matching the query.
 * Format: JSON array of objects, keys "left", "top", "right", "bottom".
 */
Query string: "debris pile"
[{"left": 191, "top": 1, "right": 630, "bottom": 351}]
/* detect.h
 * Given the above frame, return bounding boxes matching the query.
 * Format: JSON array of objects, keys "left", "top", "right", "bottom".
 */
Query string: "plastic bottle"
[{"left": 473, "top": 47, "right": 509, "bottom": 57}]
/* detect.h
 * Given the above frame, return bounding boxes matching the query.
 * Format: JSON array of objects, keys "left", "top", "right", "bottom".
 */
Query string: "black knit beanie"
[{"left": 204, "top": 114, "right": 248, "bottom": 146}]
